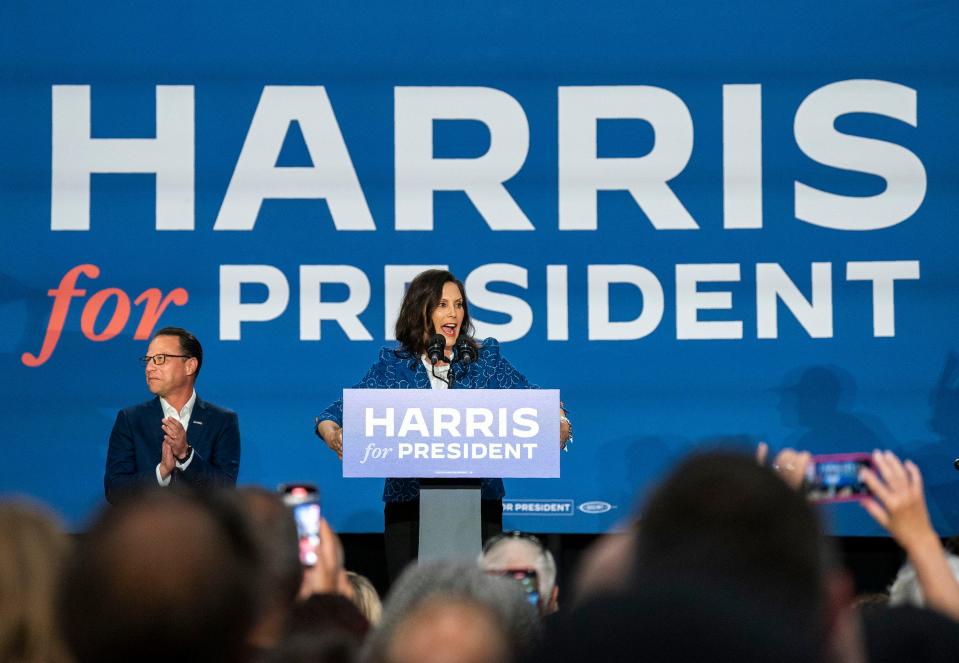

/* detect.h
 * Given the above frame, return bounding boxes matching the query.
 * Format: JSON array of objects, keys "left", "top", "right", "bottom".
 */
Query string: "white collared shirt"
[
  {"left": 155, "top": 390, "right": 197, "bottom": 486},
  {"left": 421, "top": 357, "right": 451, "bottom": 390}
]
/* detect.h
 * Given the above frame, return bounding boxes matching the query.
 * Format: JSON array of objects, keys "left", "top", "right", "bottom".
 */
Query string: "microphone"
[
  {"left": 453, "top": 336, "right": 476, "bottom": 366},
  {"left": 427, "top": 333, "right": 446, "bottom": 365}
]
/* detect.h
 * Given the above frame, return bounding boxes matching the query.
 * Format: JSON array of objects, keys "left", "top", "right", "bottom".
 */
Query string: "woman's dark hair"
[{"left": 394, "top": 270, "right": 477, "bottom": 357}]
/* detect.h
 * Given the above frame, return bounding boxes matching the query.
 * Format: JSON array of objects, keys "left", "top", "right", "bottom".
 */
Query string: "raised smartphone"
[
  {"left": 279, "top": 483, "right": 321, "bottom": 566},
  {"left": 804, "top": 453, "right": 872, "bottom": 503}
]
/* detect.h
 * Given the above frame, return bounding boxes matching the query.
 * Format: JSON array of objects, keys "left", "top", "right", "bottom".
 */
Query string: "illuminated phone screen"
[
  {"left": 293, "top": 502, "right": 321, "bottom": 566},
  {"left": 804, "top": 452, "right": 872, "bottom": 503},
  {"left": 278, "top": 483, "right": 321, "bottom": 566}
]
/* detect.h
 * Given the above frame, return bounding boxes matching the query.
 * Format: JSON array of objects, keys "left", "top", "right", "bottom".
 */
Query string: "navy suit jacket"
[{"left": 104, "top": 396, "right": 241, "bottom": 504}]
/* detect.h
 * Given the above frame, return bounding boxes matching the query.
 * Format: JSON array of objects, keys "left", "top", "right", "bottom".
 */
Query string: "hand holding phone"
[
  {"left": 859, "top": 450, "right": 933, "bottom": 546},
  {"left": 278, "top": 483, "right": 321, "bottom": 566},
  {"left": 771, "top": 447, "right": 811, "bottom": 490}
]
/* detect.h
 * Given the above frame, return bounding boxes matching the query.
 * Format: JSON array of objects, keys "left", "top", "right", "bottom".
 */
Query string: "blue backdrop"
[{"left": 1, "top": 1, "right": 957, "bottom": 535}]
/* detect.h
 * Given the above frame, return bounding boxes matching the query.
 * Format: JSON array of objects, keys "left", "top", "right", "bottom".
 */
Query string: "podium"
[
  {"left": 341, "top": 388, "right": 561, "bottom": 563},
  {"left": 418, "top": 478, "right": 483, "bottom": 562}
]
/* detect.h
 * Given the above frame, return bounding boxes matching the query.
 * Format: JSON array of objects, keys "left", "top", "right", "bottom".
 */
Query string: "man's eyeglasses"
[
  {"left": 482, "top": 530, "right": 545, "bottom": 555},
  {"left": 140, "top": 354, "right": 190, "bottom": 366}
]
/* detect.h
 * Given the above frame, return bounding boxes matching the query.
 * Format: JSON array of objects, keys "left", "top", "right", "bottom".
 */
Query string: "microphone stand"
[
  {"left": 448, "top": 339, "right": 477, "bottom": 389},
  {"left": 431, "top": 360, "right": 452, "bottom": 388},
  {"left": 427, "top": 334, "right": 452, "bottom": 388}
]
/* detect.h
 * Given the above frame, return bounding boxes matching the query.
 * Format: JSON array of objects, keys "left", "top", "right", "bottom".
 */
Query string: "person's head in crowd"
[
  {"left": 385, "top": 598, "right": 507, "bottom": 663},
  {"left": 632, "top": 451, "right": 856, "bottom": 660},
  {"left": 235, "top": 487, "right": 304, "bottom": 650},
  {"left": 59, "top": 488, "right": 260, "bottom": 663},
  {"left": 346, "top": 571, "right": 382, "bottom": 626},
  {"left": 479, "top": 531, "right": 559, "bottom": 615},
  {"left": 288, "top": 593, "right": 369, "bottom": 641},
  {"left": 363, "top": 561, "right": 539, "bottom": 663},
  {"left": 0, "top": 501, "right": 72, "bottom": 663},
  {"left": 273, "top": 594, "right": 368, "bottom": 663},
  {"left": 888, "top": 554, "right": 959, "bottom": 608},
  {"left": 570, "top": 528, "right": 637, "bottom": 605},
  {"left": 532, "top": 576, "right": 822, "bottom": 663},
  {"left": 636, "top": 451, "right": 827, "bottom": 603},
  {"left": 860, "top": 604, "right": 959, "bottom": 663},
  {"left": 269, "top": 630, "right": 358, "bottom": 663}
]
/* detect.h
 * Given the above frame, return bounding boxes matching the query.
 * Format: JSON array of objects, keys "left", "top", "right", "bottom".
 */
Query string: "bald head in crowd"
[
  {"left": 364, "top": 561, "right": 539, "bottom": 663},
  {"left": 387, "top": 597, "right": 508, "bottom": 663},
  {"left": 59, "top": 489, "right": 260, "bottom": 663}
]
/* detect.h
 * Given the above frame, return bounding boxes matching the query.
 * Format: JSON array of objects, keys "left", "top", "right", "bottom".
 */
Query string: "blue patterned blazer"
[{"left": 317, "top": 337, "right": 534, "bottom": 503}]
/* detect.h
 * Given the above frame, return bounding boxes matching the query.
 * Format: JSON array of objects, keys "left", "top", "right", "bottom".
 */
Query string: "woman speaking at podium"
[{"left": 315, "top": 269, "right": 570, "bottom": 579}]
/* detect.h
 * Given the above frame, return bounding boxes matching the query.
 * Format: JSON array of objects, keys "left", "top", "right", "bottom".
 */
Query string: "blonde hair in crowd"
[
  {"left": 0, "top": 501, "right": 73, "bottom": 663},
  {"left": 347, "top": 571, "right": 383, "bottom": 626}
]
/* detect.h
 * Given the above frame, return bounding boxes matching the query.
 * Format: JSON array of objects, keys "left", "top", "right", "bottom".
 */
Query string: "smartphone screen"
[
  {"left": 278, "top": 483, "right": 321, "bottom": 566},
  {"left": 804, "top": 452, "right": 872, "bottom": 503},
  {"left": 292, "top": 501, "right": 322, "bottom": 566}
]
